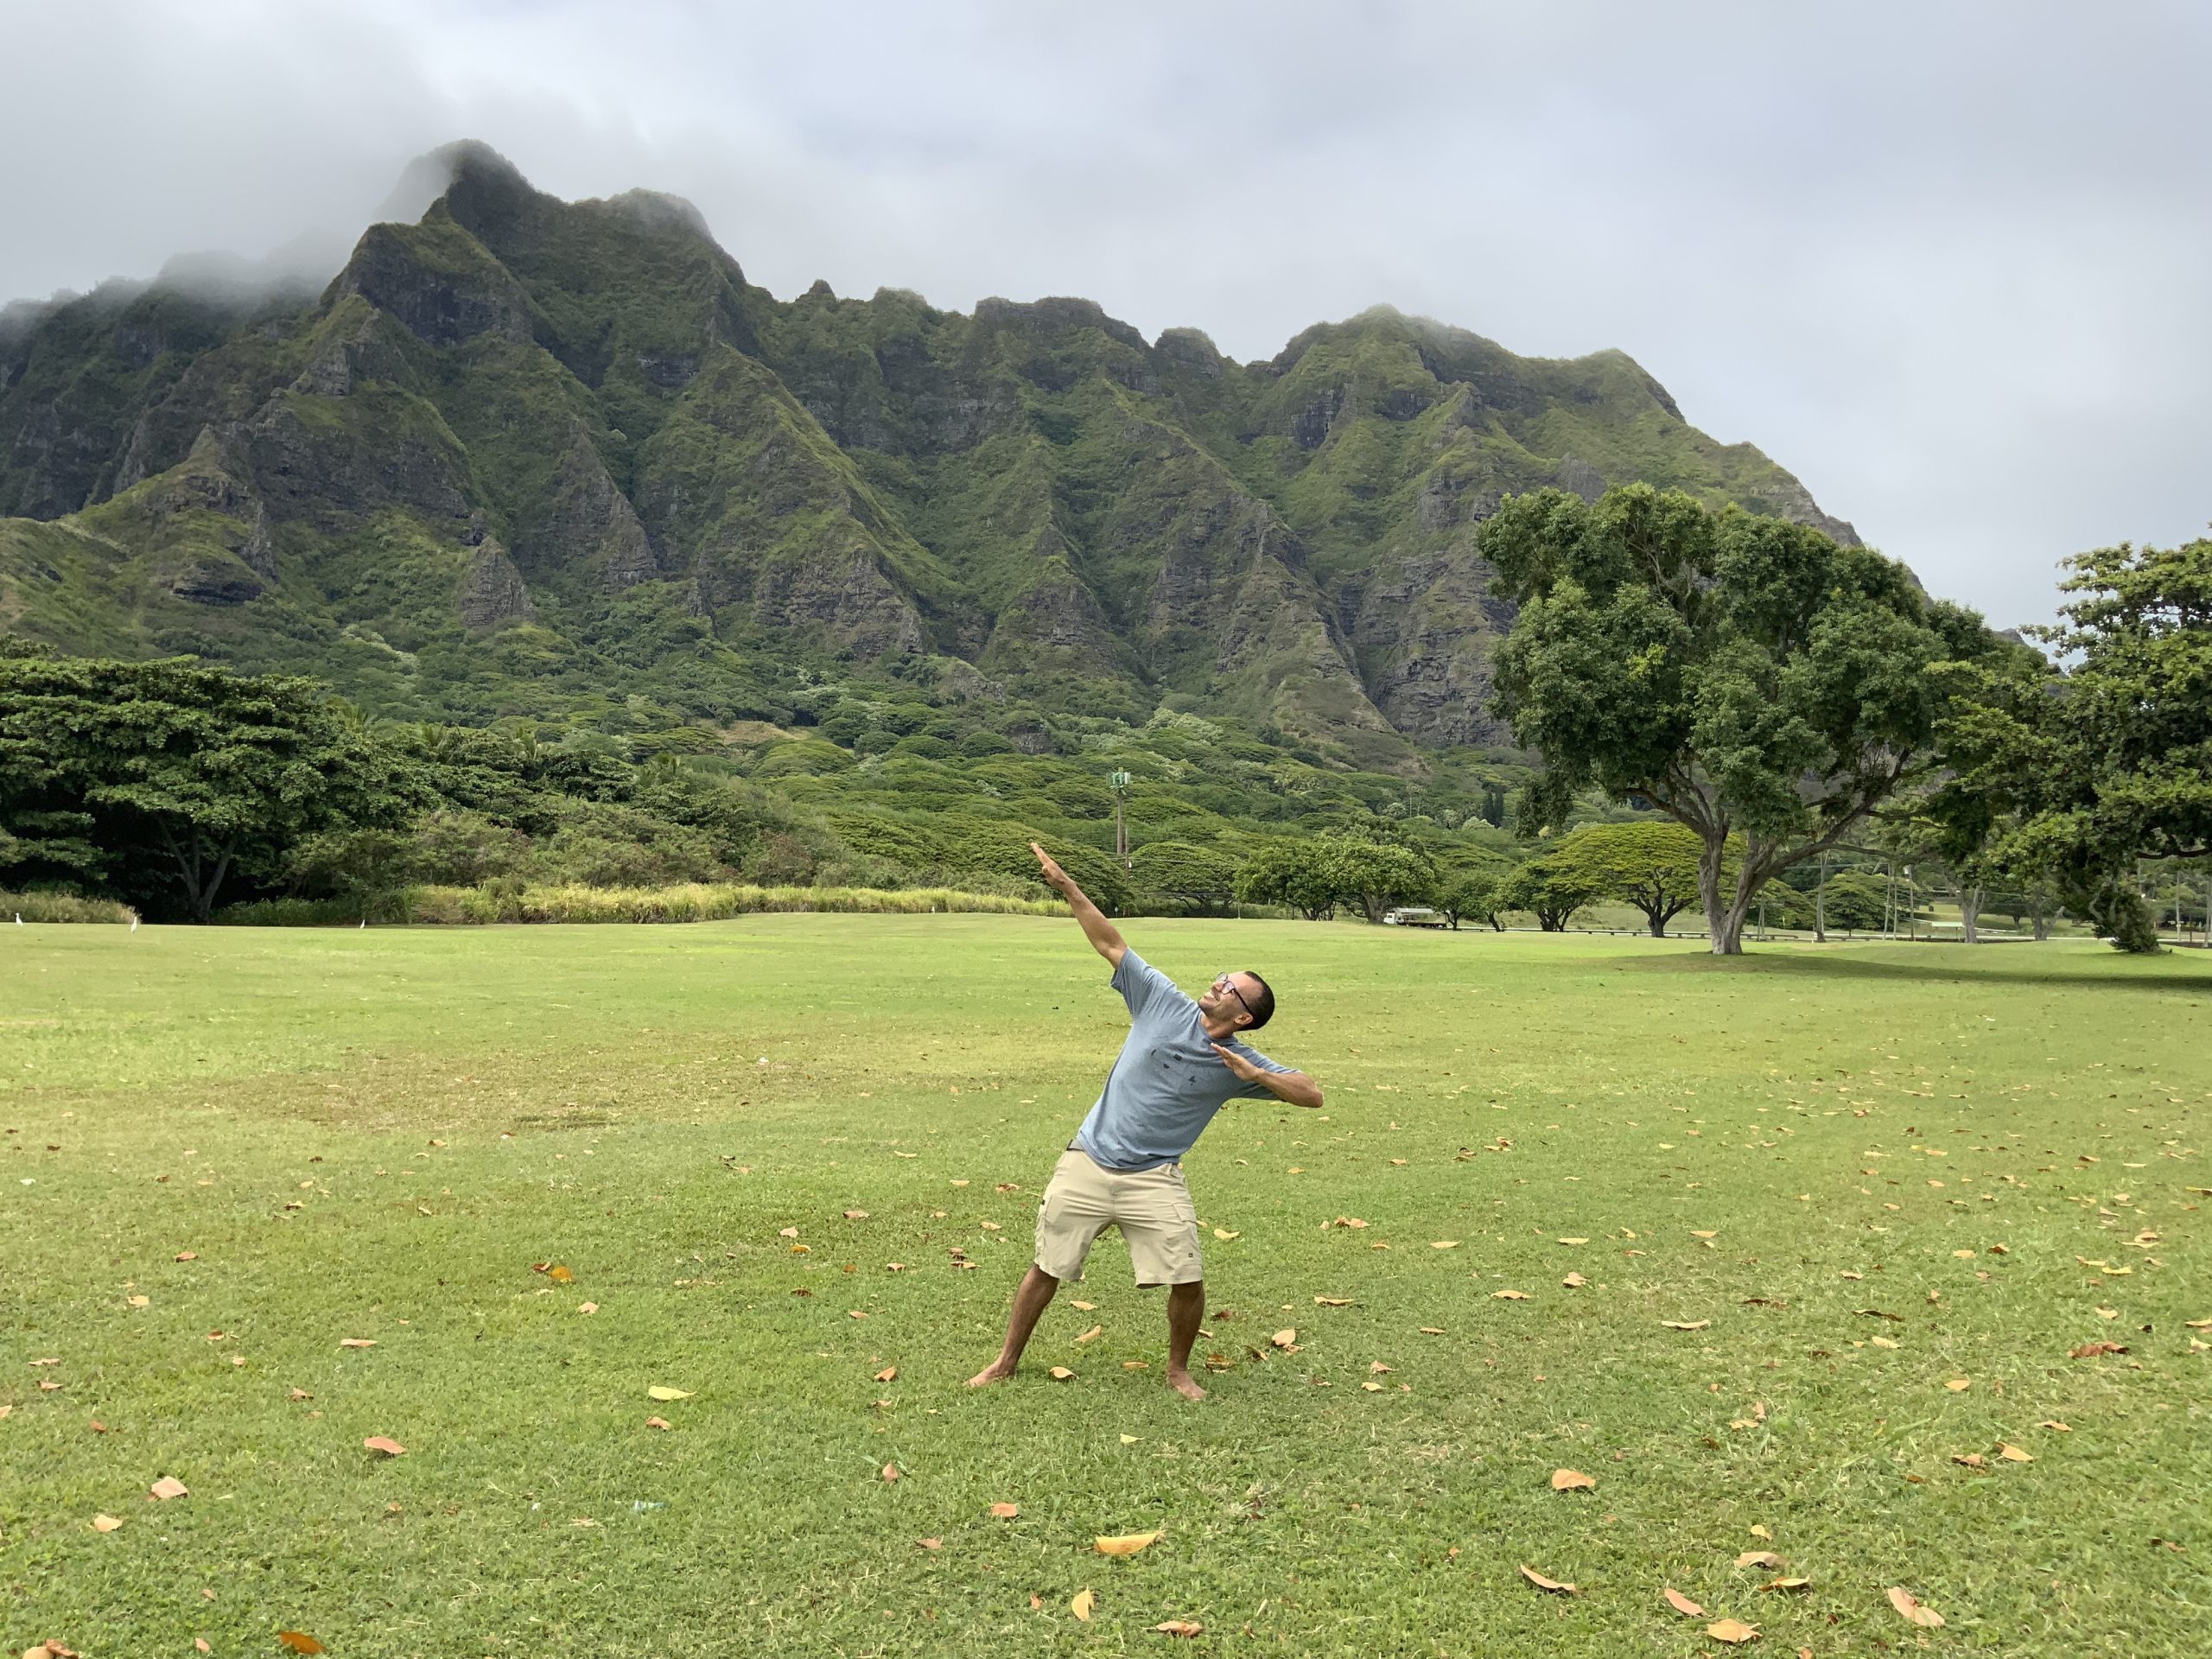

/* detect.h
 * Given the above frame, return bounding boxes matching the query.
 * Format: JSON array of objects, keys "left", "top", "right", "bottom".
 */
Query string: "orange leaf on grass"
[
  {"left": 988, "top": 1502, "right": 1020, "bottom": 1518},
  {"left": 1270, "top": 1328, "right": 1297, "bottom": 1348},
  {"left": 844, "top": 1210, "right": 869, "bottom": 1220},
  {"left": 1550, "top": 1469, "right": 1595, "bottom": 1491},
  {"left": 1707, "top": 1618, "right": 1760, "bottom": 1643},
  {"left": 276, "top": 1636, "right": 325, "bottom": 1655},
  {"left": 1154, "top": 1620, "right": 1204, "bottom": 1637},
  {"left": 1314, "top": 1296, "right": 1353, "bottom": 1306},
  {"left": 1562, "top": 1272, "right": 1587, "bottom": 1288},
  {"left": 645, "top": 1416, "right": 671, "bottom": 1430},
  {"left": 91, "top": 1514, "right": 124, "bottom": 1533},
  {"left": 149, "top": 1477, "right": 188, "bottom": 1501},
  {"left": 1998, "top": 1443, "right": 2033, "bottom": 1462},
  {"left": 1074, "top": 1325, "right": 1103, "bottom": 1344},
  {"left": 338, "top": 1338, "right": 376, "bottom": 1349},
  {"left": 1734, "top": 1551, "right": 1783, "bottom": 1570},
  {"left": 1519, "top": 1564, "right": 1577, "bottom": 1593},
  {"left": 1048, "top": 1366, "right": 1076, "bottom": 1380},
  {"left": 875, "top": 1366, "right": 898, "bottom": 1382},
  {"left": 362, "top": 1436, "right": 406, "bottom": 1457},
  {"left": 916, "top": 1537, "right": 941, "bottom": 1550},
  {"left": 1662, "top": 1319, "right": 1711, "bottom": 1331},
  {"left": 545, "top": 1264, "right": 575, "bottom": 1285},
  {"left": 1095, "top": 1529, "right": 1160, "bottom": 1556},
  {"left": 1886, "top": 1586, "right": 1944, "bottom": 1627},
  {"left": 1493, "top": 1290, "right": 1529, "bottom": 1301},
  {"left": 880, "top": 1463, "right": 900, "bottom": 1483},
  {"left": 1663, "top": 1587, "right": 1705, "bottom": 1616},
  {"left": 1071, "top": 1587, "right": 1095, "bottom": 1620}
]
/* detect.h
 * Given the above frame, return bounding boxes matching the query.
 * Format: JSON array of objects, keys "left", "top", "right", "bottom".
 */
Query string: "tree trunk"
[
  {"left": 1698, "top": 834, "right": 1735, "bottom": 955},
  {"left": 1814, "top": 854, "right": 1827, "bottom": 943},
  {"left": 1713, "top": 883, "right": 1758, "bottom": 955},
  {"left": 1647, "top": 908, "right": 1667, "bottom": 938},
  {"left": 1960, "top": 883, "right": 1981, "bottom": 944},
  {"left": 1488, "top": 914, "right": 1504, "bottom": 932},
  {"left": 2031, "top": 898, "right": 2051, "bottom": 942}
]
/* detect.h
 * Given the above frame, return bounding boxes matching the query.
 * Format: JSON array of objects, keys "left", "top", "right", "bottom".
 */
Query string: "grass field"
[{"left": 3, "top": 917, "right": 2208, "bottom": 1657}]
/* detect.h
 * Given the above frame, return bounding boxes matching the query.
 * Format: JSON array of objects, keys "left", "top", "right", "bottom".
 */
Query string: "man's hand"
[
  {"left": 1035, "top": 842, "right": 1125, "bottom": 964},
  {"left": 1209, "top": 1041, "right": 1266, "bottom": 1082},
  {"left": 1031, "top": 842, "right": 1075, "bottom": 894}
]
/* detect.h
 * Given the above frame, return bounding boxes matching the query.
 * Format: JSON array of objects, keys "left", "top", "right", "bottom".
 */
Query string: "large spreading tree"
[
  {"left": 1927, "top": 533, "right": 2210, "bottom": 951},
  {"left": 0, "top": 649, "right": 422, "bottom": 921},
  {"left": 1484, "top": 485, "right": 1995, "bottom": 953}
]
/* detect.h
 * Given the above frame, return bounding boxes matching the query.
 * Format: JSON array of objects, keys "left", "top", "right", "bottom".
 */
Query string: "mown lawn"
[{"left": 3, "top": 917, "right": 2207, "bottom": 1656}]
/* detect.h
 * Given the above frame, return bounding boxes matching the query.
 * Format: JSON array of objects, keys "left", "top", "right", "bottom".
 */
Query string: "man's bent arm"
[
  {"left": 1032, "top": 842, "right": 1126, "bottom": 965},
  {"left": 1253, "top": 1069, "right": 1324, "bottom": 1110}
]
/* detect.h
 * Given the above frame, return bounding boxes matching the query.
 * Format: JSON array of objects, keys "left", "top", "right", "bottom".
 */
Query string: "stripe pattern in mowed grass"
[{"left": 3, "top": 917, "right": 2209, "bottom": 1656}]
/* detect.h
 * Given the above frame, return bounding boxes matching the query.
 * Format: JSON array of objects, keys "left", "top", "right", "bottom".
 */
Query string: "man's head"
[{"left": 1201, "top": 969, "right": 1275, "bottom": 1032}]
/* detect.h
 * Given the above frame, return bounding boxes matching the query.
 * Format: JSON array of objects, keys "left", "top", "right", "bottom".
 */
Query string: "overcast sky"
[{"left": 5, "top": 0, "right": 2206, "bottom": 627}]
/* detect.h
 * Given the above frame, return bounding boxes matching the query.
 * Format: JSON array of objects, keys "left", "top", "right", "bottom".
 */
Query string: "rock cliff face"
[{"left": 0, "top": 142, "right": 1865, "bottom": 765}]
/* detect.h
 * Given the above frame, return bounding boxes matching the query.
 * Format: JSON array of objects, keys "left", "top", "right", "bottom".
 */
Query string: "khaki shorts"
[{"left": 1033, "top": 1147, "right": 1203, "bottom": 1287}]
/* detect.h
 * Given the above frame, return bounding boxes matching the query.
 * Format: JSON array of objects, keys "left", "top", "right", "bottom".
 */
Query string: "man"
[{"left": 966, "top": 843, "right": 1323, "bottom": 1401}]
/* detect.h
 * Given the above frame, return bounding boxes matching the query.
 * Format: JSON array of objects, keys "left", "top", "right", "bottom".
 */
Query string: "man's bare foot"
[
  {"left": 966, "top": 1361, "right": 1016, "bottom": 1389},
  {"left": 1166, "top": 1368, "right": 1207, "bottom": 1402}
]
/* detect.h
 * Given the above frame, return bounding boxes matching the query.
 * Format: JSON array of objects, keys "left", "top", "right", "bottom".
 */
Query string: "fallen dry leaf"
[
  {"left": 988, "top": 1502, "right": 1020, "bottom": 1518},
  {"left": 2070, "top": 1341, "right": 2128, "bottom": 1357},
  {"left": 338, "top": 1338, "right": 376, "bottom": 1349},
  {"left": 1707, "top": 1617, "right": 1760, "bottom": 1643},
  {"left": 1074, "top": 1325, "right": 1103, "bottom": 1344},
  {"left": 1870, "top": 1335, "right": 1900, "bottom": 1349},
  {"left": 2039, "top": 1420, "right": 2072, "bottom": 1431},
  {"left": 276, "top": 1636, "right": 324, "bottom": 1656},
  {"left": 1071, "top": 1587, "right": 1094, "bottom": 1621},
  {"left": 645, "top": 1416, "right": 671, "bottom": 1430},
  {"left": 1952, "top": 1452, "right": 1986, "bottom": 1469},
  {"left": 545, "top": 1264, "right": 575, "bottom": 1285},
  {"left": 1096, "top": 1529, "right": 1161, "bottom": 1556},
  {"left": 1430, "top": 1240, "right": 1461, "bottom": 1250},
  {"left": 1662, "top": 1319, "right": 1710, "bottom": 1331},
  {"left": 197, "top": 1643, "right": 211, "bottom": 1655},
  {"left": 1314, "top": 1296, "right": 1353, "bottom": 1306},
  {"left": 1750, "top": 1523, "right": 1771, "bottom": 1538},
  {"left": 175, "top": 1251, "right": 197, "bottom": 1262},
  {"left": 149, "top": 1476, "right": 188, "bottom": 1502},
  {"left": 1998, "top": 1443, "right": 2033, "bottom": 1462},
  {"left": 1562, "top": 1272, "right": 1587, "bottom": 1288},
  {"left": 1557, "top": 1236, "right": 1588, "bottom": 1245},
  {"left": 1763, "top": 1576, "right": 1811, "bottom": 1592},
  {"left": 778, "top": 1227, "right": 798, "bottom": 1238},
  {"left": 875, "top": 1366, "right": 898, "bottom": 1382},
  {"left": 1048, "top": 1366, "right": 1075, "bottom": 1380},
  {"left": 1690, "top": 1230, "right": 1719, "bottom": 1239},
  {"left": 844, "top": 1210, "right": 868, "bottom": 1220},
  {"left": 362, "top": 1436, "right": 406, "bottom": 1458},
  {"left": 646, "top": 1386, "right": 691, "bottom": 1402},
  {"left": 91, "top": 1514, "right": 124, "bottom": 1532},
  {"left": 1663, "top": 1587, "right": 1705, "bottom": 1616},
  {"left": 1419, "top": 1325, "right": 1446, "bottom": 1334},
  {"left": 1886, "top": 1586, "right": 1944, "bottom": 1627},
  {"left": 1271, "top": 1328, "right": 1298, "bottom": 1348},
  {"left": 1550, "top": 1468, "right": 1596, "bottom": 1491},
  {"left": 1154, "top": 1620, "right": 1204, "bottom": 1637},
  {"left": 1493, "top": 1289, "right": 1529, "bottom": 1301},
  {"left": 1734, "top": 1551, "right": 1783, "bottom": 1570},
  {"left": 1212, "top": 1228, "right": 1239, "bottom": 1240},
  {"left": 880, "top": 1462, "right": 899, "bottom": 1483},
  {"left": 1945, "top": 1378, "right": 1971, "bottom": 1390},
  {"left": 1519, "top": 1564, "right": 1578, "bottom": 1593},
  {"left": 576, "top": 1301, "right": 598, "bottom": 1315},
  {"left": 915, "top": 1536, "right": 941, "bottom": 1550},
  {"left": 1071, "top": 1300, "right": 1096, "bottom": 1311},
  {"left": 289, "top": 1388, "right": 312, "bottom": 1402}
]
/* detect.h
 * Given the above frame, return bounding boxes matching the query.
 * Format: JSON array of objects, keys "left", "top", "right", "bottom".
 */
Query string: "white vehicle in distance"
[{"left": 1382, "top": 906, "right": 1448, "bottom": 928}]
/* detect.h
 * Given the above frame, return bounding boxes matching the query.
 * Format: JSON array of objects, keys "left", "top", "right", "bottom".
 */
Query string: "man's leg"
[
  {"left": 965, "top": 1263, "right": 1060, "bottom": 1387},
  {"left": 1165, "top": 1280, "right": 1206, "bottom": 1401}
]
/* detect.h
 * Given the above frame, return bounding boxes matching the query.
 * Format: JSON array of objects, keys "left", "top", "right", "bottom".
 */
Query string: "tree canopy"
[
  {"left": 1536, "top": 820, "right": 1709, "bottom": 937},
  {"left": 1929, "top": 533, "right": 2210, "bottom": 951},
  {"left": 0, "top": 652, "right": 421, "bottom": 920},
  {"left": 1484, "top": 484, "right": 1996, "bottom": 952}
]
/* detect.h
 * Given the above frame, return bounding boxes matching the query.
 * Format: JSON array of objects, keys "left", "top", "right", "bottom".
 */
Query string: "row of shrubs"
[
  {"left": 213, "top": 881, "right": 1065, "bottom": 926},
  {"left": 2, "top": 888, "right": 138, "bottom": 924}
]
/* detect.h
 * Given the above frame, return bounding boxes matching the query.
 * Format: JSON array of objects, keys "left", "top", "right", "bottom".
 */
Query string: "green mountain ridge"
[{"left": 0, "top": 140, "right": 1859, "bottom": 772}]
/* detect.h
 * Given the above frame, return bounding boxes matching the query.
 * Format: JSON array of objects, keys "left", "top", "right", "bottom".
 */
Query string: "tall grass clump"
[
  {"left": 2, "top": 888, "right": 137, "bottom": 923},
  {"left": 217, "top": 881, "right": 1064, "bottom": 926}
]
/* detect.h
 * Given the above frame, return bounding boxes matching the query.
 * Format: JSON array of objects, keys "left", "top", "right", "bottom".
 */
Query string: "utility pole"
[{"left": 1110, "top": 770, "right": 1131, "bottom": 870}]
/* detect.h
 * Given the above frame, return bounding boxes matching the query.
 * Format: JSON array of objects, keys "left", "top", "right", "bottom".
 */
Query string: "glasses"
[{"left": 1213, "top": 972, "right": 1255, "bottom": 1021}]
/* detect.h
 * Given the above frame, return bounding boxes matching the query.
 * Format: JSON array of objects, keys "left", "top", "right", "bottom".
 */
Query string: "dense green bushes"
[{"left": 1, "top": 887, "right": 137, "bottom": 923}]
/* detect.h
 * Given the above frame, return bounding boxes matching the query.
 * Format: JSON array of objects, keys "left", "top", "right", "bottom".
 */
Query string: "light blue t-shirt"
[{"left": 1073, "top": 950, "right": 1295, "bottom": 1171}]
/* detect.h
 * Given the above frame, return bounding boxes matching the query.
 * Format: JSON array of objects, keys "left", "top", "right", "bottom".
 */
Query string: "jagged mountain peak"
[{"left": 3, "top": 142, "right": 1870, "bottom": 769}]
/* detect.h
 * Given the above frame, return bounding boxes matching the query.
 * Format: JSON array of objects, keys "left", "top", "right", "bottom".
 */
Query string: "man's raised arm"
[{"left": 1032, "top": 842, "right": 1126, "bottom": 965}]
